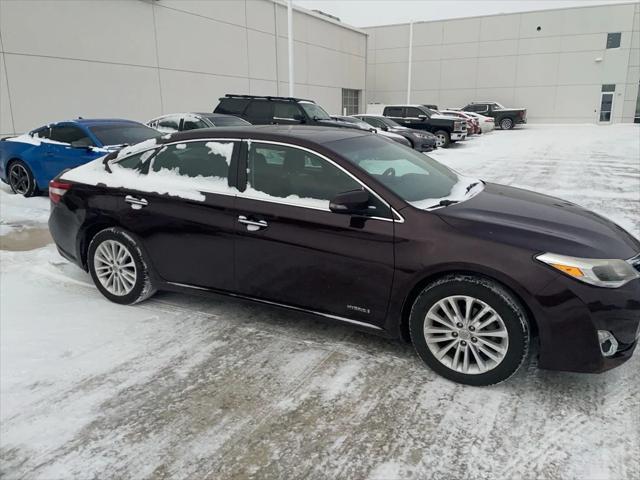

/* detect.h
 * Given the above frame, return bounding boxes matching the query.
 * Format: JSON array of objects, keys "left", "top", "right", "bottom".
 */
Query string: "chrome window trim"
[
  {"left": 167, "top": 281, "right": 383, "bottom": 331},
  {"left": 241, "top": 139, "right": 405, "bottom": 223}
]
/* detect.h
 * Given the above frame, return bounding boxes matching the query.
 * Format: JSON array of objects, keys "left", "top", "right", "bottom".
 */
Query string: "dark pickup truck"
[
  {"left": 461, "top": 102, "right": 527, "bottom": 130},
  {"left": 382, "top": 105, "right": 466, "bottom": 148}
]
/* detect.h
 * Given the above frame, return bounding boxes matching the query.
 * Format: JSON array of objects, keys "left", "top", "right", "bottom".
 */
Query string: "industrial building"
[{"left": 0, "top": 0, "right": 639, "bottom": 136}]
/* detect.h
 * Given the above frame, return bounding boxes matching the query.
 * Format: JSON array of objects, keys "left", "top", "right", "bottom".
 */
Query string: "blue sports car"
[{"left": 0, "top": 118, "right": 159, "bottom": 197}]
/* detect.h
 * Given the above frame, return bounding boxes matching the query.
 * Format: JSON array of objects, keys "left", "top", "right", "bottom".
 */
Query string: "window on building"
[
  {"left": 601, "top": 84, "right": 616, "bottom": 93},
  {"left": 341, "top": 89, "right": 361, "bottom": 115},
  {"left": 606, "top": 32, "right": 621, "bottom": 49}
]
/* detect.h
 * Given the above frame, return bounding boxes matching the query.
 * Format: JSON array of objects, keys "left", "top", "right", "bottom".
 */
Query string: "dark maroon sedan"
[{"left": 48, "top": 126, "right": 640, "bottom": 385}]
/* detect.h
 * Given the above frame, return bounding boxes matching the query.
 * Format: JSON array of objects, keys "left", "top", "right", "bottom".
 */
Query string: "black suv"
[
  {"left": 214, "top": 94, "right": 358, "bottom": 129},
  {"left": 382, "top": 105, "right": 466, "bottom": 148}
]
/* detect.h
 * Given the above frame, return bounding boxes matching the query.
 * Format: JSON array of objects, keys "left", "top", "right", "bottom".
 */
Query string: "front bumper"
[
  {"left": 451, "top": 132, "right": 467, "bottom": 141},
  {"left": 533, "top": 275, "right": 640, "bottom": 373}
]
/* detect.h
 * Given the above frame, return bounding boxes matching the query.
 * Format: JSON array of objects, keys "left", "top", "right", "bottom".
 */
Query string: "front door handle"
[
  {"left": 125, "top": 195, "right": 148, "bottom": 210},
  {"left": 238, "top": 215, "right": 268, "bottom": 231}
]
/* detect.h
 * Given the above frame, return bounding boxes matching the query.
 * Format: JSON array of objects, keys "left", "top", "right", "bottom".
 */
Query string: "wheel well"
[
  {"left": 80, "top": 221, "right": 119, "bottom": 269},
  {"left": 399, "top": 270, "right": 538, "bottom": 343}
]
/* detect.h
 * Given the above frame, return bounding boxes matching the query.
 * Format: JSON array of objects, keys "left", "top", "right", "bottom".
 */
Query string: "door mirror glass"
[{"left": 329, "top": 189, "right": 370, "bottom": 214}]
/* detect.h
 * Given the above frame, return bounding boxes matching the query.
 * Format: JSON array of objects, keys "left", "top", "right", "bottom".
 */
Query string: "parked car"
[
  {"left": 460, "top": 111, "right": 495, "bottom": 133},
  {"left": 214, "top": 94, "right": 360, "bottom": 130},
  {"left": 353, "top": 114, "right": 438, "bottom": 152},
  {"left": 331, "top": 115, "right": 412, "bottom": 147},
  {"left": 461, "top": 102, "right": 527, "bottom": 130},
  {"left": 147, "top": 112, "right": 251, "bottom": 133},
  {"left": 0, "top": 119, "right": 159, "bottom": 197},
  {"left": 49, "top": 126, "right": 640, "bottom": 386},
  {"left": 382, "top": 105, "right": 467, "bottom": 148},
  {"left": 439, "top": 110, "right": 480, "bottom": 135}
]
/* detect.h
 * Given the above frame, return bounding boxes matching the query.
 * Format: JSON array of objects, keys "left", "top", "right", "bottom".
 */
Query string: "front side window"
[
  {"left": 466, "top": 104, "right": 488, "bottom": 113},
  {"left": 273, "top": 102, "right": 303, "bottom": 120},
  {"left": 245, "top": 142, "right": 388, "bottom": 215},
  {"left": 299, "top": 101, "right": 331, "bottom": 120},
  {"left": 50, "top": 125, "right": 93, "bottom": 146},
  {"left": 406, "top": 107, "right": 427, "bottom": 118},
  {"left": 606, "top": 32, "right": 621, "bottom": 49},
  {"left": 328, "top": 135, "right": 482, "bottom": 210},
  {"left": 89, "top": 124, "right": 159, "bottom": 146}
]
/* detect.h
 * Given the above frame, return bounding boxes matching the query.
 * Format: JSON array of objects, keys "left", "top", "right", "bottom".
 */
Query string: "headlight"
[
  {"left": 454, "top": 121, "right": 462, "bottom": 131},
  {"left": 536, "top": 252, "right": 640, "bottom": 288}
]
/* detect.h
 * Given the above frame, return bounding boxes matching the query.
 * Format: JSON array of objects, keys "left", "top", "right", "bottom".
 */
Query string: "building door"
[{"left": 598, "top": 85, "right": 615, "bottom": 123}]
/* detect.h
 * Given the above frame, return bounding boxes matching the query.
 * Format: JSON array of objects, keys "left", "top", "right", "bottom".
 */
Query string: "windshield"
[
  {"left": 339, "top": 117, "right": 372, "bottom": 130},
  {"left": 299, "top": 102, "right": 331, "bottom": 120},
  {"left": 89, "top": 124, "right": 159, "bottom": 146},
  {"left": 206, "top": 115, "right": 251, "bottom": 127},
  {"left": 328, "top": 135, "right": 482, "bottom": 209}
]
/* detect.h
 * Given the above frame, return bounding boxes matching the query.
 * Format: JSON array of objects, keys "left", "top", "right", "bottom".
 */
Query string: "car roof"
[
  {"left": 157, "top": 125, "right": 370, "bottom": 146},
  {"left": 68, "top": 118, "right": 145, "bottom": 127}
]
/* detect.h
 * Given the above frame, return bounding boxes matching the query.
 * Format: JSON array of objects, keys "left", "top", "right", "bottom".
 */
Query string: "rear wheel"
[
  {"left": 409, "top": 275, "right": 530, "bottom": 386},
  {"left": 88, "top": 228, "right": 156, "bottom": 305},
  {"left": 434, "top": 130, "right": 451, "bottom": 148},
  {"left": 8, "top": 160, "right": 37, "bottom": 197},
  {"left": 500, "top": 117, "right": 514, "bottom": 130}
]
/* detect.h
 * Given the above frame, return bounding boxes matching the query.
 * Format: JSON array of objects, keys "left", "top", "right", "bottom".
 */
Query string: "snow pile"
[{"left": 0, "top": 183, "right": 50, "bottom": 235}]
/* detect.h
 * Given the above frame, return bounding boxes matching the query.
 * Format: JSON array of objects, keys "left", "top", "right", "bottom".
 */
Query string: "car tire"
[
  {"left": 434, "top": 130, "right": 451, "bottom": 148},
  {"left": 88, "top": 227, "right": 156, "bottom": 305},
  {"left": 8, "top": 160, "right": 38, "bottom": 197},
  {"left": 500, "top": 117, "right": 514, "bottom": 130},
  {"left": 409, "top": 274, "right": 530, "bottom": 386}
]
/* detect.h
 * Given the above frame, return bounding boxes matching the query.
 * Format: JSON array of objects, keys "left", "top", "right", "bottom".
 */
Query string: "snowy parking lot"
[{"left": 1, "top": 124, "right": 639, "bottom": 479}]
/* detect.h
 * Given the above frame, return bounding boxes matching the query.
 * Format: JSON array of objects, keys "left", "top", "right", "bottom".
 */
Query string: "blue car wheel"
[{"left": 8, "top": 160, "right": 38, "bottom": 197}]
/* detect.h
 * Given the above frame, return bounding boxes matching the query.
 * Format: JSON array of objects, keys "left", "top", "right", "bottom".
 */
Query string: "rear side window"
[
  {"left": 245, "top": 100, "right": 274, "bottom": 120},
  {"left": 215, "top": 98, "right": 249, "bottom": 115},
  {"left": 466, "top": 104, "right": 488, "bottom": 113},
  {"left": 152, "top": 142, "right": 232, "bottom": 178},
  {"left": 182, "top": 117, "right": 208, "bottom": 131},
  {"left": 156, "top": 117, "right": 181, "bottom": 133},
  {"left": 117, "top": 149, "right": 156, "bottom": 172},
  {"left": 384, "top": 107, "right": 404, "bottom": 117}
]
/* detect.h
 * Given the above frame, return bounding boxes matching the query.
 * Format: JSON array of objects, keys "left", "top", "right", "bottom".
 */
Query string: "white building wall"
[
  {"left": 0, "top": 0, "right": 367, "bottom": 136},
  {"left": 365, "top": 2, "right": 640, "bottom": 123}
]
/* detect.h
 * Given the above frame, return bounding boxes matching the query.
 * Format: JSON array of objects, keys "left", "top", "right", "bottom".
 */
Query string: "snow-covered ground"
[{"left": 1, "top": 124, "right": 639, "bottom": 480}]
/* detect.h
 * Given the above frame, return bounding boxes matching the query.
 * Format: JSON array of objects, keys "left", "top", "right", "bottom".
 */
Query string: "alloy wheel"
[
  {"left": 93, "top": 240, "right": 137, "bottom": 296},
  {"left": 423, "top": 295, "right": 509, "bottom": 375},
  {"left": 501, "top": 118, "right": 513, "bottom": 129},
  {"left": 9, "top": 163, "right": 30, "bottom": 195}
]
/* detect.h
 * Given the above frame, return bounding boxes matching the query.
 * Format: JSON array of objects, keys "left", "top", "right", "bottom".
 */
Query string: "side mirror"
[
  {"left": 381, "top": 125, "right": 389, "bottom": 131},
  {"left": 293, "top": 114, "right": 305, "bottom": 123},
  {"left": 329, "top": 189, "right": 370, "bottom": 214}
]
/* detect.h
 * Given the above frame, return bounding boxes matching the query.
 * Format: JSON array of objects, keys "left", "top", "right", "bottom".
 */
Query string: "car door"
[
  {"left": 111, "top": 139, "right": 239, "bottom": 290},
  {"left": 46, "top": 124, "right": 101, "bottom": 180},
  {"left": 403, "top": 107, "right": 430, "bottom": 130},
  {"left": 233, "top": 140, "right": 396, "bottom": 327}
]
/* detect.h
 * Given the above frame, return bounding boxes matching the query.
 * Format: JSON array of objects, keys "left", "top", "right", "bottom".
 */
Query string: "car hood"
[
  {"left": 391, "top": 126, "right": 435, "bottom": 138},
  {"left": 432, "top": 114, "right": 463, "bottom": 122},
  {"left": 435, "top": 183, "right": 640, "bottom": 259}
]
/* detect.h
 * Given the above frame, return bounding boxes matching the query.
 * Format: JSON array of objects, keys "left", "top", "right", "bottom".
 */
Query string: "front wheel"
[
  {"left": 88, "top": 228, "right": 156, "bottom": 305},
  {"left": 409, "top": 275, "right": 530, "bottom": 386},
  {"left": 8, "top": 160, "right": 38, "bottom": 197},
  {"left": 434, "top": 130, "right": 451, "bottom": 148},
  {"left": 500, "top": 117, "right": 514, "bottom": 130}
]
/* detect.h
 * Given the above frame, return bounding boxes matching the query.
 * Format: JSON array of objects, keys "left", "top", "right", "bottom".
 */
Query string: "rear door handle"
[
  {"left": 238, "top": 215, "right": 268, "bottom": 231},
  {"left": 125, "top": 195, "right": 148, "bottom": 210}
]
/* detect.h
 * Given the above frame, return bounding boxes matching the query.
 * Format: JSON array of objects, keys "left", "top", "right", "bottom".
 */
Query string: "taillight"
[{"left": 49, "top": 180, "right": 72, "bottom": 203}]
